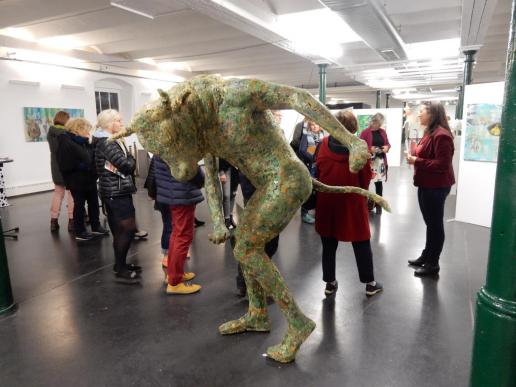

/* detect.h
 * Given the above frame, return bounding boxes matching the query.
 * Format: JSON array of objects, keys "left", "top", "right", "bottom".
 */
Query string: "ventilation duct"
[{"left": 320, "top": 0, "right": 407, "bottom": 61}]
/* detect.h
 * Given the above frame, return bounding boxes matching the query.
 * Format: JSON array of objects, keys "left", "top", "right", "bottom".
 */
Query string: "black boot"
[
  {"left": 375, "top": 204, "right": 382, "bottom": 215},
  {"left": 408, "top": 256, "right": 426, "bottom": 267},
  {"left": 414, "top": 263, "right": 440, "bottom": 277}
]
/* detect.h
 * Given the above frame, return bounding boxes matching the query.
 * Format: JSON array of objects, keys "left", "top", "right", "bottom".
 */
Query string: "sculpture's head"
[{"left": 126, "top": 86, "right": 201, "bottom": 181}]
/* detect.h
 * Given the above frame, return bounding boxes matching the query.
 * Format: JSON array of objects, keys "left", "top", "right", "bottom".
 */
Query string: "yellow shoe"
[
  {"left": 166, "top": 282, "right": 201, "bottom": 295},
  {"left": 183, "top": 272, "right": 196, "bottom": 281}
]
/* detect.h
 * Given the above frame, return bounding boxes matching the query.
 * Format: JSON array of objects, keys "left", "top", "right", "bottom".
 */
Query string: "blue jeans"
[{"left": 157, "top": 202, "right": 172, "bottom": 254}]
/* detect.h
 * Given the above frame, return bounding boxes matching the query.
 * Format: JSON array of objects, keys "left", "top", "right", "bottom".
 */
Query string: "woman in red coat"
[
  {"left": 406, "top": 102, "right": 455, "bottom": 277},
  {"left": 359, "top": 113, "right": 391, "bottom": 215},
  {"left": 315, "top": 111, "right": 383, "bottom": 297}
]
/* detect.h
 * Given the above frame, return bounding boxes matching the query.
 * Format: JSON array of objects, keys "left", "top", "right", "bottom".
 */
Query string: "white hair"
[{"left": 96, "top": 109, "right": 120, "bottom": 130}]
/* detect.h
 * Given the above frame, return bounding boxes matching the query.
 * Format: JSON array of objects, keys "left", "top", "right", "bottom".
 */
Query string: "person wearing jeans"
[{"left": 407, "top": 102, "right": 455, "bottom": 277}]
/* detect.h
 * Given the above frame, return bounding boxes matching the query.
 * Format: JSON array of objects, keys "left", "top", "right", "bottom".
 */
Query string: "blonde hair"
[
  {"left": 65, "top": 118, "right": 92, "bottom": 136},
  {"left": 96, "top": 109, "right": 120, "bottom": 130}
]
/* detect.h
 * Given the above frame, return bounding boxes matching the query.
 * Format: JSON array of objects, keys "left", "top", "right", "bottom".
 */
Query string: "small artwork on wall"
[
  {"left": 23, "top": 107, "right": 84, "bottom": 142},
  {"left": 464, "top": 103, "right": 502, "bottom": 162}
]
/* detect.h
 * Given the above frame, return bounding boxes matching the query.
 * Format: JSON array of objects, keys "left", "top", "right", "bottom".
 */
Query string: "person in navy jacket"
[
  {"left": 406, "top": 102, "right": 455, "bottom": 277},
  {"left": 153, "top": 155, "right": 205, "bottom": 295}
]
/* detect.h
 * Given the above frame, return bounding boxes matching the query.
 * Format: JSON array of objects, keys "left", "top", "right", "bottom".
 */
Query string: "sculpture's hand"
[{"left": 209, "top": 225, "right": 231, "bottom": 244}]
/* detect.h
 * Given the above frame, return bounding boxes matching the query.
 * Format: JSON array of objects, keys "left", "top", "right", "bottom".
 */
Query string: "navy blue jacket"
[{"left": 153, "top": 156, "right": 204, "bottom": 206}]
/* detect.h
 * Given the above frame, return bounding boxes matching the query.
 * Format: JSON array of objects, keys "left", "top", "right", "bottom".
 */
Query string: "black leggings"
[
  {"left": 104, "top": 196, "right": 136, "bottom": 272},
  {"left": 375, "top": 181, "right": 383, "bottom": 197},
  {"left": 321, "top": 236, "right": 374, "bottom": 283}
]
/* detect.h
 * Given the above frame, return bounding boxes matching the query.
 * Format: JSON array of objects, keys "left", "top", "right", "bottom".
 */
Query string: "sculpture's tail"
[{"left": 311, "top": 178, "right": 391, "bottom": 212}]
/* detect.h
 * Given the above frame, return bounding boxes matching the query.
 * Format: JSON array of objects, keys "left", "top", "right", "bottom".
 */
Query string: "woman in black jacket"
[
  {"left": 94, "top": 109, "right": 141, "bottom": 283},
  {"left": 57, "top": 118, "right": 109, "bottom": 241}
]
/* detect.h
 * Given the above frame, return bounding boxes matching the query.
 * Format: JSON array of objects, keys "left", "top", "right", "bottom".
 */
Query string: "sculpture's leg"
[{"left": 218, "top": 166, "right": 315, "bottom": 363}]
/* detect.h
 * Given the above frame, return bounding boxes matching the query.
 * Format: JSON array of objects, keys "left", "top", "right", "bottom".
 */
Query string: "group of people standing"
[
  {"left": 47, "top": 109, "right": 144, "bottom": 283},
  {"left": 43, "top": 100, "right": 455, "bottom": 296}
]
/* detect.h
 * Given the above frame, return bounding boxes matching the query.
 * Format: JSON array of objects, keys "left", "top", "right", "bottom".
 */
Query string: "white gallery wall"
[
  {"left": 0, "top": 60, "right": 176, "bottom": 196},
  {"left": 455, "top": 82, "right": 504, "bottom": 227}
]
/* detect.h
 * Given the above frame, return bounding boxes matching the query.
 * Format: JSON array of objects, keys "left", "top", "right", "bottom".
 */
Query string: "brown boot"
[
  {"left": 50, "top": 218, "right": 59, "bottom": 232},
  {"left": 68, "top": 219, "right": 74, "bottom": 233}
]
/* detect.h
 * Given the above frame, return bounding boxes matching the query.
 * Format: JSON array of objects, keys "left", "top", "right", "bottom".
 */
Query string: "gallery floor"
[{"left": 0, "top": 164, "right": 489, "bottom": 387}]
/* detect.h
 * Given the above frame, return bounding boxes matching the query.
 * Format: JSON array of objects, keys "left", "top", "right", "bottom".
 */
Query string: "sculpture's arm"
[
  {"left": 204, "top": 154, "right": 230, "bottom": 244},
  {"left": 231, "top": 80, "right": 369, "bottom": 173}
]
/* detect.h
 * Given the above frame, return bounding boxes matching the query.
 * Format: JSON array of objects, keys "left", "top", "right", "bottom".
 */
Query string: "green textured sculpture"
[{"left": 116, "top": 75, "right": 389, "bottom": 363}]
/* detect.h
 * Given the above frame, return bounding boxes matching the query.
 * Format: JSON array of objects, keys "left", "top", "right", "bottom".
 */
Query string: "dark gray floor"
[{"left": 0, "top": 165, "right": 489, "bottom": 387}]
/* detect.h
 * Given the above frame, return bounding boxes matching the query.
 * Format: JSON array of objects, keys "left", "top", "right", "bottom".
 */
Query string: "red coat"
[
  {"left": 315, "top": 137, "right": 372, "bottom": 241},
  {"left": 360, "top": 127, "right": 391, "bottom": 169},
  {"left": 414, "top": 127, "right": 455, "bottom": 188}
]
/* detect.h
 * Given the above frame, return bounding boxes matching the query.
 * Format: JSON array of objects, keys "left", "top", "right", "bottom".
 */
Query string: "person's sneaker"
[
  {"left": 366, "top": 281, "right": 383, "bottom": 296},
  {"left": 325, "top": 281, "right": 338, "bottom": 296},
  {"left": 91, "top": 225, "right": 109, "bottom": 236},
  {"left": 134, "top": 230, "right": 148, "bottom": 240},
  {"left": 194, "top": 218, "right": 205, "bottom": 228},
  {"left": 302, "top": 213, "right": 315, "bottom": 224},
  {"left": 68, "top": 219, "right": 74, "bottom": 233},
  {"left": 183, "top": 272, "right": 196, "bottom": 281},
  {"left": 75, "top": 231, "right": 96, "bottom": 241},
  {"left": 50, "top": 218, "right": 59, "bottom": 232},
  {"left": 114, "top": 269, "right": 141, "bottom": 284},
  {"left": 113, "top": 263, "right": 142, "bottom": 273},
  {"left": 166, "top": 282, "right": 201, "bottom": 294},
  {"left": 225, "top": 218, "right": 234, "bottom": 230}
]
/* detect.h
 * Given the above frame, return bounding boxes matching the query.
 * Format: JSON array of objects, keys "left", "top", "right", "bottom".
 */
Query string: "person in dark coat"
[
  {"left": 315, "top": 111, "right": 383, "bottom": 297},
  {"left": 57, "top": 118, "right": 109, "bottom": 241},
  {"left": 360, "top": 113, "right": 391, "bottom": 214},
  {"left": 153, "top": 155, "right": 204, "bottom": 295},
  {"left": 406, "top": 102, "right": 455, "bottom": 277},
  {"left": 95, "top": 109, "right": 141, "bottom": 284},
  {"left": 47, "top": 110, "right": 74, "bottom": 232}
]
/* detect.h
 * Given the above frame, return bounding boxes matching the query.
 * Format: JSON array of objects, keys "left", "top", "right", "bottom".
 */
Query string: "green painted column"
[
  {"left": 376, "top": 90, "right": 381, "bottom": 108},
  {"left": 318, "top": 63, "right": 328, "bottom": 104},
  {"left": 469, "top": 1, "right": 516, "bottom": 385},
  {"left": 0, "top": 219, "right": 15, "bottom": 314},
  {"left": 385, "top": 93, "right": 390, "bottom": 108},
  {"left": 456, "top": 50, "right": 477, "bottom": 119}
]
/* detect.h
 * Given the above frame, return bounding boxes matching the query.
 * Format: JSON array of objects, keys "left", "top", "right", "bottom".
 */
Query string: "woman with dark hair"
[
  {"left": 315, "top": 110, "right": 383, "bottom": 297},
  {"left": 406, "top": 102, "right": 455, "bottom": 277},
  {"left": 360, "top": 112, "right": 390, "bottom": 214},
  {"left": 47, "top": 110, "right": 74, "bottom": 232}
]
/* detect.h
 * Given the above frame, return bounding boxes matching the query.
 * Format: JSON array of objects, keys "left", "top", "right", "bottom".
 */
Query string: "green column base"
[
  {"left": 0, "top": 302, "right": 15, "bottom": 315},
  {"left": 470, "top": 288, "right": 516, "bottom": 387}
]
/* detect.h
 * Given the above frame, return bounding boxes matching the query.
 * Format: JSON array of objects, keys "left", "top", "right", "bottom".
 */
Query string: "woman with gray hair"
[
  {"left": 359, "top": 113, "right": 391, "bottom": 214},
  {"left": 94, "top": 109, "right": 142, "bottom": 283}
]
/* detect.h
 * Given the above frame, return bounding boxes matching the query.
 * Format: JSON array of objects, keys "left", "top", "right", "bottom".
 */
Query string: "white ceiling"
[{"left": 0, "top": 0, "right": 511, "bottom": 104}]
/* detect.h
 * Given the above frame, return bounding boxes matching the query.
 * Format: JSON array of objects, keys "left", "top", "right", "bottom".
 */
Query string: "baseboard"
[{"left": 6, "top": 182, "right": 54, "bottom": 197}]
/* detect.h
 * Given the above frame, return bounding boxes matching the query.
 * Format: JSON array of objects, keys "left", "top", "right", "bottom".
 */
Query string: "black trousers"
[
  {"left": 375, "top": 181, "right": 383, "bottom": 197},
  {"left": 321, "top": 236, "right": 374, "bottom": 283},
  {"left": 417, "top": 187, "right": 451, "bottom": 264},
  {"left": 70, "top": 188, "right": 100, "bottom": 233}
]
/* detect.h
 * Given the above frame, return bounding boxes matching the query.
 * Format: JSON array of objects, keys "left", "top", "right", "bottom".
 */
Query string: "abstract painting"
[{"left": 464, "top": 103, "right": 502, "bottom": 162}]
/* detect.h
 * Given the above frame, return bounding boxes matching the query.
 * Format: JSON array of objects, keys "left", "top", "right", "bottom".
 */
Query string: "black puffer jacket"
[
  {"left": 57, "top": 132, "right": 97, "bottom": 191},
  {"left": 94, "top": 138, "right": 136, "bottom": 198}
]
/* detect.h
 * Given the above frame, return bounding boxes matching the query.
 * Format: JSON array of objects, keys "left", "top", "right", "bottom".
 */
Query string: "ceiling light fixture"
[{"left": 110, "top": 2, "right": 154, "bottom": 19}]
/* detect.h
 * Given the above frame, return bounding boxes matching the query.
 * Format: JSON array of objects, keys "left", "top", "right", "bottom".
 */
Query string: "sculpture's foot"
[
  {"left": 266, "top": 317, "right": 316, "bottom": 363},
  {"left": 219, "top": 308, "right": 271, "bottom": 335}
]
